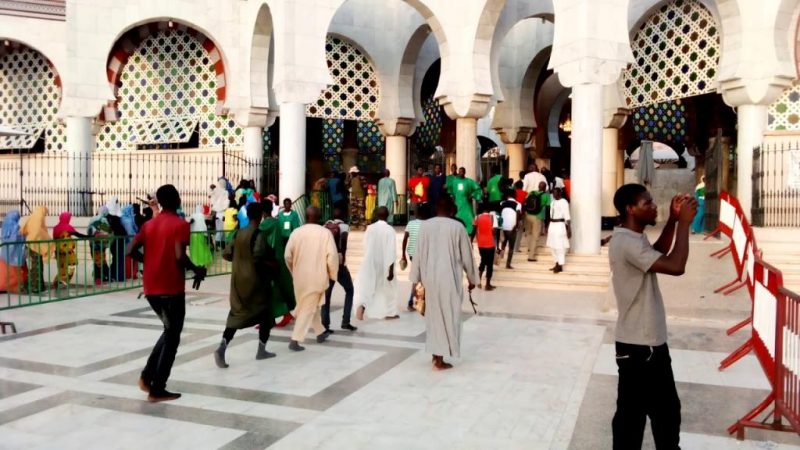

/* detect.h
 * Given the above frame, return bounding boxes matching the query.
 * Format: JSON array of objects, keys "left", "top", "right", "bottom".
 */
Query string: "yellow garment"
[
  {"left": 223, "top": 208, "right": 238, "bottom": 231},
  {"left": 365, "top": 193, "right": 377, "bottom": 223},
  {"left": 414, "top": 182, "right": 424, "bottom": 198},
  {"left": 21, "top": 206, "right": 52, "bottom": 258}
]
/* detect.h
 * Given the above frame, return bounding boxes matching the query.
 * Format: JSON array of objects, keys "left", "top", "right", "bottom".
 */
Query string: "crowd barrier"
[
  {"left": 707, "top": 192, "right": 799, "bottom": 440},
  {"left": 0, "top": 231, "right": 231, "bottom": 312}
]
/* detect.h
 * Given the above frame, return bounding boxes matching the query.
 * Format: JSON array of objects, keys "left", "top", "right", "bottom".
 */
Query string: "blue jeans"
[{"left": 323, "top": 265, "right": 354, "bottom": 328}]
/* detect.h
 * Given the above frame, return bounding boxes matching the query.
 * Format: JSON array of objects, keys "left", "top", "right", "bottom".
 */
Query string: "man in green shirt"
[
  {"left": 448, "top": 167, "right": 482, "bottom": 236},
  {"left": 445, "top": 163, "right": 458, "bottom": 193},
  {"left": 486, "top": 170, "right": 503, "bottom": 211}
]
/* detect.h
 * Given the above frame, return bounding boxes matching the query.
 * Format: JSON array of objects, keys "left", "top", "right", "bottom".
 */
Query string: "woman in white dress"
[{"left": 546, "top": 188, "right": 571, "bottom": 273}]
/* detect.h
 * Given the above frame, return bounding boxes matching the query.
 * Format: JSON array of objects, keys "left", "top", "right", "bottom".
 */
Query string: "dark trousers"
[
  {"left": 142, "top": 294, "right": 185, "bottom": 394},
  {"left": 222, "top": 318, "right": 273, "bottom": 344},
  {"left": 612, "top": 342, "right": 681, "bottom": 450},
  {"left": 478, "top": 247, "right": 495, "bottom": 282},
  {"left": 501, "top": 230, "right": 516, "bottom": 266},
  {"left": 323, "top": 264, "right": 354, "bottom": 328}
]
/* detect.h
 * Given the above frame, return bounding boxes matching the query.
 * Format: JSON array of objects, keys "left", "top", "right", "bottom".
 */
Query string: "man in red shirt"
[
  {"left": 408, "top": 166, "right": 430, "bottom": 215},
  {"left": 473, "top": 203, "right": 496, "bottom": 291},
  {"left": 128, "top": 184, "right": 207, "bottom": 403}
]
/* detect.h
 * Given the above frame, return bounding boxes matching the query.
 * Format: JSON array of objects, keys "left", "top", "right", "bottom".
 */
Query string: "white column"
[
  {"left": 65, "top": 116, "right": 94, "bottom": 216},
  {"left": 736, "top": 104, "right": 768, "bottom": 219},
  {"left": 385, "top": 135, "right": 407, "bottom": 197},
  {"left": 278, "top": 102, "right": 306, "bottom": 202},
  {"left": 243, "top": 126, "right": 264, "bottom": 189},
  {"left": 570, "top": 83, "right": 604, "bottom": 254},
  {"left": 616, "top": 147, "right": 625, "bottom": 189},
  {"left": 456, "top": 117, "right": 478, "bottom": 180},
  {"left": 507, "top": 143, "right": 525, "bottom": 180},
  {"left": 602, "top": 127, "right": 619, "bottom": 218}
]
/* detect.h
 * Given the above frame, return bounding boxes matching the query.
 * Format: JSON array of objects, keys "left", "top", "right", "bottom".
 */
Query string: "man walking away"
[
  {"left": 428, "top": 164, "right": 447, "bottom": 206},
  {"left": 401, "top": 204, "right": 429, "bottom": 310},
  {"left": 610, "top": 184, "right": 697, "bottom": 449},
  {"left": 499, "top": 190, "right": 521, "bottom": 269},
  {"left": 214, "top": 202, "right": 277, "bottom": 368},
  {"left": 522, "top": 164, "right": 547, "bottom": 193},
  {"left": 524, "top": 181, "right": 550, "bottom": 261},
  {"left": 355, "top": 206, "right": 399, "bottom": 320},
  {"left": 284, "top": 206, "right": 339, "bottom": 351},
  {"left": 323, "top": 207, "right": 357, "bottom": 332},
  {"left": 473, "top": 203, "right": 496, "bottom": 290},
  {"left": 127, "top": 184, "right": 207, "bottom": 403},
  {"left": 377, "top": 169, "right": 398, "bottom": 224},
  {"left": 409, "top": 195, "right": 479, "bottom": 370},
  {"left": 546, "top": 188, "right": 571, "bottom": 273}
]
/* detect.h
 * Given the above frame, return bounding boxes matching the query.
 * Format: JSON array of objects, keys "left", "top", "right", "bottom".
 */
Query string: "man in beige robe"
[{"left": 284, "top": 206, "right": 339, "bottom": 351}]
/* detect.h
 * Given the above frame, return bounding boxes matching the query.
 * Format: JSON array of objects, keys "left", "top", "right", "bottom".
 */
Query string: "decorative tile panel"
[
  {"left": 631, "top": 99, "right": 687, "bottom": 144},
  {"left": 357, "top": 120, "right": 385, "bottom": 173},
  {"left": 0, "top": 46, "right": 64, "bottom": 151},
  {"left": 768, "top": 82, "right": 800, "bottom": 131},
  {"left": 622, "top": 0, "right": 719, "bottom": 108},
  {"left": 97, "top": 29, "right": 241, "bottom": 151},
  {"left": 414, "top": 95, "right": 443, "bottom": 150},
  {"left": 307, "top": 36, "right": 380, "bottom": 121}
]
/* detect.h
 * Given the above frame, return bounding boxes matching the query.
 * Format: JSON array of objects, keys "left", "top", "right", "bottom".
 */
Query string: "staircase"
[
  {"left": 344, "top": 228, "right": 610, "bottom": 292},
  {"left": 753, "top": 227, "right": 800, "bottom": 293}
]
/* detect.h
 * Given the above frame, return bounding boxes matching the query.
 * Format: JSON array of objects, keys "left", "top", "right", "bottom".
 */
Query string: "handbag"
[{"left": 413, "top": 282, "right": 426, "bottom": 316}]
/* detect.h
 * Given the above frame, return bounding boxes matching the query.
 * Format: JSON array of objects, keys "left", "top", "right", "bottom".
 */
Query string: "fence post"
[{"left": 752, "top": 145, "right": 763, "bottom": 226}]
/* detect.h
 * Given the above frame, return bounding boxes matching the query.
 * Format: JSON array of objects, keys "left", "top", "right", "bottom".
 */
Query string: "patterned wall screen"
[
  {"left": 322, "top": 119, "right": 345, "bottom": 172},
  {"left": 631, "top": 99, "right": 687, "bottom": 145},
  {"left": 414, "top": 95, "right": 443, "bottom": 150},
  {"left": 263, "top": 127, "right": 272, "bottom": 157},
  {"left": 768, "top": 82, "right": 800, "bottom": 131},
  {"left": 97, "top": 29, "right": 242, "bottom": 151},
  {"left": 307, "top": 36, "right": 380, "bottom": 121},
  {"left": 622, "top": 0, "right": 719, "bottom": 108},
  {"left": 357, "top": 120, "right": 385, "bottom": 173},
  {"left": 0, "top": 46, "right": 65, "bottom": 151}
]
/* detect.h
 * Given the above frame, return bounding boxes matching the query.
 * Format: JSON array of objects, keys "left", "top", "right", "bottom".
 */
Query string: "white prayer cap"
[{"left": 349, "top": 166, "right": 360, "bottom": 173}]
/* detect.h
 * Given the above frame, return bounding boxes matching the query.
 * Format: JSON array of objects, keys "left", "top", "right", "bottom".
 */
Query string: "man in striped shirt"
[{"left": 401, "top": 204, "right": 430, "bottom": 310}]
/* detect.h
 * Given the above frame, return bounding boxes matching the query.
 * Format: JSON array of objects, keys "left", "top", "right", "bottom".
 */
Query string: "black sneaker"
[
  {"left": 341, "top": 324, "right": 357, "bottom": 332},
  {"left": 148, "top": 390, "right": 181, "bottom": 403}
]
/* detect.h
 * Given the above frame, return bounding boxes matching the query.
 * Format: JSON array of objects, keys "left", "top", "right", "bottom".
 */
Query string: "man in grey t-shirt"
[{"left": 609, "top": 184, "right": 697, "bottom": 450}]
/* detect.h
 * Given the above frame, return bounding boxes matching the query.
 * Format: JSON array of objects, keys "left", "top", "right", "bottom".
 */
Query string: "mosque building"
[{"left": 0, "top": 0, "right": 799, "bottom": 254}]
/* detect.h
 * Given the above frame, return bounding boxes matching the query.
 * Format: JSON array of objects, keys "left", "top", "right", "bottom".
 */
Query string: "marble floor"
[{"left": 1, "top": 235, "right": 800, "bottom": 449}]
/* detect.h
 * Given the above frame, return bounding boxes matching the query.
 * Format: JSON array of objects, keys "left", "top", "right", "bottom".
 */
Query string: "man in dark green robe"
[
  {"left": 259, "top": 198, "right": 296, "bottom": 326},
  {"left": 214, "top": 202, "right": 277, "bottom": 368}
]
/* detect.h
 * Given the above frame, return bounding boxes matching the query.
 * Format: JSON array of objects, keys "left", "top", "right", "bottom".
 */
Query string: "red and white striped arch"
[{"left": 103, "top": 21, "right": 226, "bottom": 121}]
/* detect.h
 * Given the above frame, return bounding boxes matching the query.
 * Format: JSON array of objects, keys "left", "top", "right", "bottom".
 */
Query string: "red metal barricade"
[
  {"left": 776, "top": 286, "right": 800, "bottom": 434},
  {"left": 707, "top": 192, "right": 736, "bottom": 260},
  {"left": 729, "top": 258, "right": 798, "bottom": 439}
]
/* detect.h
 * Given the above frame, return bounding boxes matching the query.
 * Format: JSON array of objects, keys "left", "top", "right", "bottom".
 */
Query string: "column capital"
[
  {"left": 376, "top": 117, "right": 415, "bottom": 137},
  {"left": 438, "top": 93, "right": 493, "bottom": 120},
  {"left": 719, "top": 75, "right": 795, "bottom": 108},
  {"left": 494, "top": 127, "right": 534, "bottom": 145},
  {"left": 233, "top": 108, "right": 275, "bottom": 129}
]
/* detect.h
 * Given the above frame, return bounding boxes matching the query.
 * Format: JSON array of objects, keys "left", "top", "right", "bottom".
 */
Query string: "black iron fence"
[
  {"left": 752, "top": 143, "right": 800, "bottom": 227},
  {"left": 0, "top": 149, "right": 277, "bottom": 217}
]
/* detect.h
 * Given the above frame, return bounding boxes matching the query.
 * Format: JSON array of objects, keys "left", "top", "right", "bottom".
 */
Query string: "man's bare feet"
[
  {"left": 356, "top": 305, "right": 365, "bottom": 320},
  {"left": 484, "top": 284, "right": 496, "bottom": 291},
  {"left": 505, "top": 264, "right": 513, "bottom": 269},
  {"left": 432, "top": 355, "right": 453, "bottom": 371},
  {"left": 385, "top": 315, "right": 400, "bottom": 320}
]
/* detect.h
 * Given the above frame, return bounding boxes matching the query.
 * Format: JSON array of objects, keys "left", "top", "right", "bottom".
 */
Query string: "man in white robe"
[
  {"left": 284, "top": 206, "right": 339, "bottom": 351},
  {"left": 355, "top": 207, "right": 399, "bottom": 320},
  {"left": 409, "top": 196, "right": 479, "bottom": 370}
]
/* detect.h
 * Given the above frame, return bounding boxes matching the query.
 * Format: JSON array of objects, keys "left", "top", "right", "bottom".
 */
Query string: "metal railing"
[
  {"left": 0, "top": 231, "right": 230, "bottom": 310},
  {"left": 752, "top": 143, "right": 800, "bottom": 227},
  {"left": 0, "top": 149, "right": 277, "bottom": 217}
]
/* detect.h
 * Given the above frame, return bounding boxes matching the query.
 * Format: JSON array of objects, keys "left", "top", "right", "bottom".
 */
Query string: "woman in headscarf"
[
  {"left": 88, "top": 206, "right": 111, "bottom": 284},
  {"left": 105, "top": 197, "right": 127, "bottom": 282},
  {"left": 189, "top": 204, "right": 213, "bottom": 268},
  {"left": 20, "top": 206, "right": 53, "bottom": 293},
  {"left": 222, "top": 198, "right": 239, "bottom": 245},
  {"left": 0, "top": 210, "right": 28, "bottom": 293},
  {"left": 52, "top": 211, "right": 89, "bottom": 288},
  {"left": 121, "top": 204, "right": 139, "bottom": 279}
]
